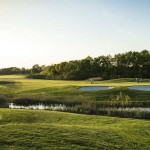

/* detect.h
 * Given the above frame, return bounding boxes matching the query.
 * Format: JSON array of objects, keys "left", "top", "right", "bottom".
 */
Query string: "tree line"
[
  {"left": 0, "top": 50, "right": 150, "bottom": 80},
  {"left": 0, "top": 67, "right": 30, "bottom": 75},
  {"left": 0, "top": 65, "right": 45, "bottom": 75}
]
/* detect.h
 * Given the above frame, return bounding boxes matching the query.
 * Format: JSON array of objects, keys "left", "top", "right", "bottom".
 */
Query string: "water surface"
[
  {"left": 128, "top": 86, "right": 150, "bottom": 91},
  {"left": 9, "top": 103, "right": 66, "bottom": 111},
  {"left": 80, "top": 86, "right": 113, "bottom": 91}
]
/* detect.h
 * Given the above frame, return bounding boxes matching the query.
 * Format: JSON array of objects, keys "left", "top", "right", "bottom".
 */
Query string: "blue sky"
[{"left": 0, "top": 0, "right": 150, "bottom": 68}]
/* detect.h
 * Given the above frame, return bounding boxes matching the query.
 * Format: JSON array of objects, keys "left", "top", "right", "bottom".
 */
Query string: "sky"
[{"left": 0, "top": 0, "right": 150, "bottom": 68}]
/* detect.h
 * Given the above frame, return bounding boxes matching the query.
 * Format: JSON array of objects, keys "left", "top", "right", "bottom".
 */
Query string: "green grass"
[
  {"left": 0, "top": 75, "right": 150, "bottom": 102},
  {"left": 0, "top": 109, "right": 150, "bottom": 150},
  {"left": 0, "top": 75, "right": 150, "bottom": 149}
]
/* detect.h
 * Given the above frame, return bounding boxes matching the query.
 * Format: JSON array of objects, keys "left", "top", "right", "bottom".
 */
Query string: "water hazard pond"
[
  {"left": 9, "top": 103, "right": 66, "bottom": 111},
  {"left": 79, "top": 86, "right": 150, "bottom": 91},
  {"left": 8, "top": 103, "right": 150, "bottom": 112},
  {"left": 80, "top": 86, "right": 113, "bottom": 91},
  {"left": 128, "top": 86, "right": 150, "bottom": 91}
]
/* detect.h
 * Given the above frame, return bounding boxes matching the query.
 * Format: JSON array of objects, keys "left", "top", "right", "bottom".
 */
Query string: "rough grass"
[{"left": 0, "top": 109, "right": 150, "bottom": 150}]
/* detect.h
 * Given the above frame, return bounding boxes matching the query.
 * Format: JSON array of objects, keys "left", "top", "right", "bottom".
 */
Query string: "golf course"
[
  {"left": 1, "top": 0, "right": 150, "bottom": 149},
  {"left": 0, "top": 75, "right": 150, "bottom": 149}
]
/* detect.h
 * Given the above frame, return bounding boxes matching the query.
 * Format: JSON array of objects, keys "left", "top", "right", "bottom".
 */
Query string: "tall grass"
[
  {"left": 65, "top": 92, "right": 150, "bottom": 119},
  {"left": 10, "top": 93, "right": 150, "bottom": 119},
  {"left": 12, "top": 95, "right": 84, "bottom": 106},
  {"left": 66, "top": 104, "right": 150, "bottom": 119},
  {"left": 0, "top": 95, "right": 8, "bottom": 108}
]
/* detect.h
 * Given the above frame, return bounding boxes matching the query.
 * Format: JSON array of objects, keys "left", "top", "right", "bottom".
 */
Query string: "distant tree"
[
  {"left": 31, "top": 64, "right": 45, "bottom": 74},
  {"left": 0, "top": 67, "right": 31, "bottom": 75},
  {"left": 1, "top": 50, "right": 149, "bottom": 79}
]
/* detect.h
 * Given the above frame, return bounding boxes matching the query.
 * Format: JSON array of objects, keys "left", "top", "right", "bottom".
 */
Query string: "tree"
[{"left": 31, "top": 64, "right": 44, "bottom": 74}]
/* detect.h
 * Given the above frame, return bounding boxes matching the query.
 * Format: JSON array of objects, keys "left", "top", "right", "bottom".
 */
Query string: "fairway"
[{"left": 0, "top": 75, "right": 150, "bottom": 102}]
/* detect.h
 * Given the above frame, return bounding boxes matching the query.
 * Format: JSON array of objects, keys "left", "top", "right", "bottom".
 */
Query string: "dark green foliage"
[
  {"left": 0, "top": 67, "right": 30, "bottom": 75},
  {"left": 0, "top": 64, "right": 45, "bottom": 75},
  {"left": 27, "top": 74, "right": 46, "bottom": 79},
  {"left": 12, "top": 95, "right": 84, "bottom": 106},
  {"left": 0, "top": 50, "right": 150, "bottom": 79},
  {"left": 30, "top": 64, "right": 45, "bottom": 74},
  {"left": 0, "top": 95, "right": 8, "bottom": 108},
  {"left": 0, "top": 81, "right": 15, "bottom": 84},
  {"left": 30, "top": 50, "right": 150, "bottom": 80}
]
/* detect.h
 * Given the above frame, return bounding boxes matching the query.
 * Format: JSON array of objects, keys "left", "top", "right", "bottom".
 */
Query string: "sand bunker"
[
  {"left": 128, "top": 86, "right": 150, "bottom": 91},
  {"left": 80, "top": 86, "right": 113, "bottom": 91}
]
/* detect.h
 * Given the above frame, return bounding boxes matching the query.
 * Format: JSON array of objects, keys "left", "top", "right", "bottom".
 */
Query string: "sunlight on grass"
[
  {"left": 0, "top": 75, "right": 150, "bottom": 102},
  {"left": 0, "top": 109, "right": 149, "bottom": 150}
]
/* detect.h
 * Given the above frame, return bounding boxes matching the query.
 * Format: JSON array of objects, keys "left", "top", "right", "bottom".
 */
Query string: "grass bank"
[{"left": 0, "top": 109, "right": 150, "bottom": 150}]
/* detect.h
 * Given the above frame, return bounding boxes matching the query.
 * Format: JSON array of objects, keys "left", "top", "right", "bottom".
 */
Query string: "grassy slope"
[
  {"left": 0, "top": 76, "right": 150, "bottom": 149},
  {"left": 0, "top": 75, "right": 150, "bottom": 102},
  {"left": 0, "top": 109, "right": 150, "bottom": 150}
]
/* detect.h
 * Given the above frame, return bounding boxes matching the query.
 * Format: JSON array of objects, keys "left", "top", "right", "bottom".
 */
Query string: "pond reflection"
[{"left": 9, "top": 103, "right": 66, "bottom": 111}]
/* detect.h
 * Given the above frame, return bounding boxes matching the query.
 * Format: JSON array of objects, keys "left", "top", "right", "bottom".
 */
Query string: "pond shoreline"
[{"left": 8, "top": 103, "right": 150, "bottom": 112}]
